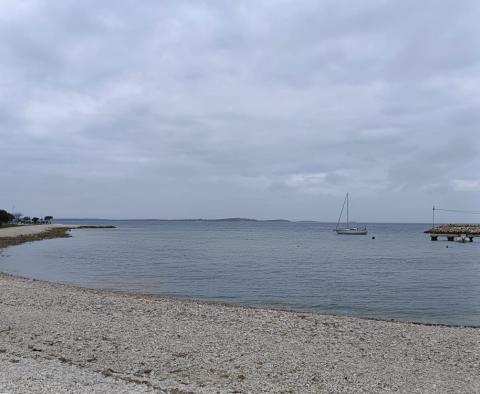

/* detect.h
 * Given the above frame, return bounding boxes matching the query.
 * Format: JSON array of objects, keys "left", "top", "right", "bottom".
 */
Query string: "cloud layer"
[{"left": 1, "top": 0, "right": 479, "bottom": 221}]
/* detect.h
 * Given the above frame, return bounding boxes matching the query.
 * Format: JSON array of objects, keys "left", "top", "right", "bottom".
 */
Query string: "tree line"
[{"left": 0, "top": 210, "right": 53, "bottom": 226}]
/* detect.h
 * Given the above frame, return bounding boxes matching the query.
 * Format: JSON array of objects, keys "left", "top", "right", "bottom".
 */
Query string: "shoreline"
[
  {"left": 1, "top": 226, "right": 479, "bottom": 392},
  {"left": 0, "top": 224, "right": 476, "bottom": 329},
  {"left": 1, "top": 224, "right": 479, "bottom": 329},
  {"left": 0, "top": 223, "right": 115, "bottom": 248},
  {"left": 1, "top": 271, "right": 479, "bottom": 393},
  {"left": 2, "top": 270, "right": 478, "bottom": 330}
]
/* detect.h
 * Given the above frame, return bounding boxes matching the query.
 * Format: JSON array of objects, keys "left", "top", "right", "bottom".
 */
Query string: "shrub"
[{"left": 0, "top": 209, "right": 14, "bottom": 225}]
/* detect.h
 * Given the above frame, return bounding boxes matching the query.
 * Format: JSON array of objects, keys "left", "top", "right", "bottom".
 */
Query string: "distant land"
[{"left": 56, "top": 218, "right": 293, "bottom": 223}]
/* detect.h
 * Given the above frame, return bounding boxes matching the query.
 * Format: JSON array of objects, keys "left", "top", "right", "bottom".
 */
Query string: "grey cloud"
[{"left": 1, "top": 0, "right": 479, "bottom": 221}]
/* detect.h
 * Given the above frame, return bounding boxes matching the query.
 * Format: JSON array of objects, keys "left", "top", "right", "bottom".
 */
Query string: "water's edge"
[
  {"left": 1, "top": 222, "right": 479, "bottom": 327},
  {"left": 1, "top": 269, "right": 478, "bottom": 329}
]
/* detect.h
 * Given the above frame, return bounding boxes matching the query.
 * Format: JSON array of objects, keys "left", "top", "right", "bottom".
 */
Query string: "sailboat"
[{"left": 335, "top": 193, "right": 368, "bottom": 235}]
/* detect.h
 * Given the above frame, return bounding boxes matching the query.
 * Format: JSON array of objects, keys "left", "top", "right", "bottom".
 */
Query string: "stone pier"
[{"left": 425, "top": 224, "right": 479, "bottom": 242}]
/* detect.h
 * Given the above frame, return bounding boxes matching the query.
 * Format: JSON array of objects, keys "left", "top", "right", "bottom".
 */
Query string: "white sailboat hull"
[{"left": 335, "top": 228, "right": 368, "bottom": 235}]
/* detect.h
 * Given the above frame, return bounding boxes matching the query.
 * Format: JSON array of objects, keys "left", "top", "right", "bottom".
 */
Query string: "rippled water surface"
[{"left": 1, "top": 221, "right": 479, "bottom": 325}]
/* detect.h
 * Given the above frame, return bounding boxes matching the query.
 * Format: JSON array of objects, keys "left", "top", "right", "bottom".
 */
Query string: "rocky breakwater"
[
  {"left": 424, "top": 224, "right": 480, "bottom": 235},
  {"left": 424, "top": 224, "right": 480, "bottom": 242}
]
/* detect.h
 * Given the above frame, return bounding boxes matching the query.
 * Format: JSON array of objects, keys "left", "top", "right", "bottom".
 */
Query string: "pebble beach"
[{"left": 0, "top": 226, "right": 479, "bottom": 393}]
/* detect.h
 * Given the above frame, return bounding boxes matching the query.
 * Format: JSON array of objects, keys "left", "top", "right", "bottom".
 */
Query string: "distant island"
[
  {"left": 193, "top": 218, "right": 291, "bottom": 222},
  {"left": 57, "top": 218, "right": 293, "bottom": 223}
]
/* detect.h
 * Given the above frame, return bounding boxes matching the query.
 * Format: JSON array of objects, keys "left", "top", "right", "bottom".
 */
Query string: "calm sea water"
[{"left": 1, "top": 221, "right": 479, "bottom": 326}]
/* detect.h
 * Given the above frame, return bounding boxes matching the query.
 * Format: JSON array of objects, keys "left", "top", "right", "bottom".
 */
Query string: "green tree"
[{"left": 0, "top": 209, "right": 14, "bottom": 225}]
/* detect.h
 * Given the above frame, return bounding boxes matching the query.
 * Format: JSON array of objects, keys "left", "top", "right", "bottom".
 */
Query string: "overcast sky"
[{"left": 1, "top": 0, "right": 479, "bottom": 222}]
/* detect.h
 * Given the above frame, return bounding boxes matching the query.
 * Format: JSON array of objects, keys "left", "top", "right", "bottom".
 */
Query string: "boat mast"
[
  {"left": 346, "top": 193, "right": 349, "bottom": 227},
  {"left": 336, "top": 194, "right": 347, "bottom": 230}
]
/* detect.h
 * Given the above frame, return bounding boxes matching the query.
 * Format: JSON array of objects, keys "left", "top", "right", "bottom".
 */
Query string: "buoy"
[
  {"left": 371, "top": 236, "right": 375, "bottom": 239},
  {"left": 446, "top": 245, "right": 449, "bottom": 248}
]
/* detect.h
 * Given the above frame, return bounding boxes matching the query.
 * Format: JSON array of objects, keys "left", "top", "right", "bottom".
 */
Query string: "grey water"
[{"left": 1, "top": 221, "right": 479, "bottom": 326}]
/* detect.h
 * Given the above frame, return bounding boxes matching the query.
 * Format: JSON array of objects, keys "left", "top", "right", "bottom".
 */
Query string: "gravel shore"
[{"left": 0, "top": 272, "right": 479, "bottom": 393}]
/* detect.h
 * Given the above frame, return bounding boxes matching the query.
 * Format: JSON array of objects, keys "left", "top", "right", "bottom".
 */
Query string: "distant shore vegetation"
[{"left": 0, "top": 209, "right": 53, "bottom": 227}]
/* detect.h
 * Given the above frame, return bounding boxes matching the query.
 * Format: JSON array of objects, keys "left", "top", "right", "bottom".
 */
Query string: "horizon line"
[{"left": 52, "top": 217, "right": 477, "bottom": 224}]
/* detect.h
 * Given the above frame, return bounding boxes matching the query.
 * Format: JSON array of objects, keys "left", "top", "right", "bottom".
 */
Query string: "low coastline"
[
  {"left": 0, "top": 227, "right": 479, "bottom": 393},
  {"left": 0, "top": 223, "right": 115, "bottom": 248}
]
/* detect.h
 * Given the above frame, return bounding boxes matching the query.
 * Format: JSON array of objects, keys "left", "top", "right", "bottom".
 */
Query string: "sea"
[{"left": 1, "top": 220, "right": 479, "bottom": 326}]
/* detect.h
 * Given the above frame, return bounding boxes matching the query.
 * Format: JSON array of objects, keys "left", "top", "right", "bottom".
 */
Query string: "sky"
[{"left": 1, "top": 0, "right": 479, "bottom": 222}]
